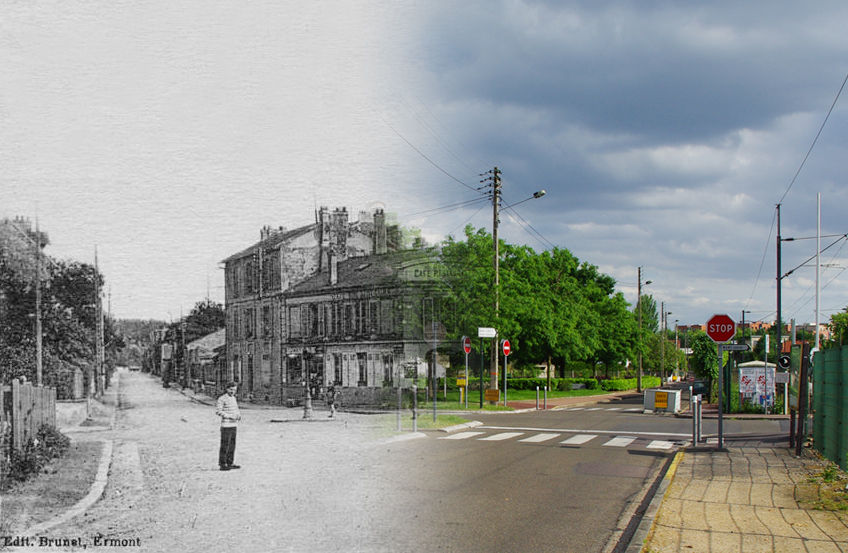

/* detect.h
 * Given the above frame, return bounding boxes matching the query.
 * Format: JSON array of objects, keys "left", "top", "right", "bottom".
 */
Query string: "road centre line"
[{"left": 478, "top": 426, "right": 691, "bottom": 438}]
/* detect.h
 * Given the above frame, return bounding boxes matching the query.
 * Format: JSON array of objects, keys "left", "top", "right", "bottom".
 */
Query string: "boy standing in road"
[{"left": 216, "top": 382, "right": 241, "bottom": 471}]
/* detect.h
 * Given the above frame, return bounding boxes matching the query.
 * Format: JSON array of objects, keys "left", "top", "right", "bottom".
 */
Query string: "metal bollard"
[
  {"left": 536, "top": 386, "right": 539, "bottom": 410},
  {"left": 412, "top": 385, "right": 418, "bottom": 433},
  {"left": 692, "top": 394, "right": 698, "bottom": 445},
  {"left": 544, "top": 386, "right": 547, "bottom": 410}
]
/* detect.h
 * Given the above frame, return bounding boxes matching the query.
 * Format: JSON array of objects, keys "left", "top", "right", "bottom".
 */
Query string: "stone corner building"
[{"left": 222, "top": 207, "right": 440, "bottom": 407}]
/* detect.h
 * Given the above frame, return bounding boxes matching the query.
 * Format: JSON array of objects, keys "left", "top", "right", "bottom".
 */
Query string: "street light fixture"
[
  {"left": 489, "top": 166, "right": 546, "bottom": 398},
  {"left": 741, "top": 310, "right": 751, "bottom": 347},
  {"left": 661, "top": 307, "right": 672, "bottom": 380},
  {"left": 637, "top": 268, "right": 652, "bottom": 393}
]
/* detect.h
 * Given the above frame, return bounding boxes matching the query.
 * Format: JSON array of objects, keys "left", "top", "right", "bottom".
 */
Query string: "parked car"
[{"left": 691, "top": 380, "right": 709, "bottom": 398}]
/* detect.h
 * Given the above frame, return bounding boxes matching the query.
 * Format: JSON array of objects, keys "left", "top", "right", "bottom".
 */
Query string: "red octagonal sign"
[{"left": 706, "top": 314, "right": 736, "bottom": 343}]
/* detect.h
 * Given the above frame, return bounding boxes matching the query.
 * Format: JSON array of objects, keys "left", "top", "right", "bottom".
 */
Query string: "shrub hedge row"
[
  {"left": 439, "top": 376, "right": 661, "bottom": 392},
  {"left": 2, "top": 424, "right": 71, "bottom": 485}
]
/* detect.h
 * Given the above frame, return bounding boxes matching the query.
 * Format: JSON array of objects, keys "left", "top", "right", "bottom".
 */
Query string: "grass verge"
[
  {"left": 0, "top": 440, "right": 102, "bottom": 534},
  {"left": 369, "top": 413, "right": 472, "bottom": 438}
]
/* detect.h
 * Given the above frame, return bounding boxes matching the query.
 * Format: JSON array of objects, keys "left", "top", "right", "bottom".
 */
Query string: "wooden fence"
[{"left": 1, "top": 380, "right": 57, "bottom": 453}]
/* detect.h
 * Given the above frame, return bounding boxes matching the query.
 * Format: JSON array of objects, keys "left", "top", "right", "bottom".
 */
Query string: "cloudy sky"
[{"left": 3, "top": 1, "right": 847, "bottom": 329}]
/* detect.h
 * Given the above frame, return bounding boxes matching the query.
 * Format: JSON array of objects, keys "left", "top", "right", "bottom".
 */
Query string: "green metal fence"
[{"left": 813, "top": 344, "right": 848, "bottom": 470}]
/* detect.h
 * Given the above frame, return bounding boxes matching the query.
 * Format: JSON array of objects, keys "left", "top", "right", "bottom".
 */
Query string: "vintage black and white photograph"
[{"left": 3, "top": 2, "right": 848, "bottom": 552}]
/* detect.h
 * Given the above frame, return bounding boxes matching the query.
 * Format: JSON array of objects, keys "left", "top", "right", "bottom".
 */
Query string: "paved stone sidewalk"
[{"left": 643, "top": 444, "right": 848, "bottom": 552}]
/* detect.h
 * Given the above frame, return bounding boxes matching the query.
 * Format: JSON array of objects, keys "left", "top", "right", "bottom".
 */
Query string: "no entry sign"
[
  {"left": 462, "top": 336, "right": 472, "bottom": 354},
  {"left": 706, "top": 314, "right": 736, "bottom": 343},
  {"left": 502, "top": 339, "right": 511, "bottom": 356}
]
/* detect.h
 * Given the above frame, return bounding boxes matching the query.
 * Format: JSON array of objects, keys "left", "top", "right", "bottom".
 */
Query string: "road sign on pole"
[
  {"left": 478, "top": 327, "right": 497, "bottom": 338},
  {"left": 461, "top": 336, "right": 470, "bottom": 408},
  {"left": 706, "top": 314, "right": 736, "bottom": 343},
  {"left": 707, "top": 314, "right": 736, "bottom": 450},
  {"left": 721, "top": 343, "right": 750, "bottom": 351},
  {"left": 501, "top": 339, "right": 511, "bottom": 406},
  {"left": 463, "top": 336, "right": 472, "bottom": 354}
]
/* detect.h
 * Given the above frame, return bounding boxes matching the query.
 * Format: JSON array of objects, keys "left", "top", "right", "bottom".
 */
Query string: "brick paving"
[{"left": 643, "top": 444, "right": 848, "bottom": 552}]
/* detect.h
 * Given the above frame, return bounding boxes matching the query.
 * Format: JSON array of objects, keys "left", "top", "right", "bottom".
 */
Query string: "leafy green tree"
[
  {"left": 826, "top": 308, "right": 848, "bottom": 348},
  {"left": 637, "top": 294, "right": 659, "bottom": 333},
  {"left": 438, "top": 225, "right": 634, "bottom": 385}
]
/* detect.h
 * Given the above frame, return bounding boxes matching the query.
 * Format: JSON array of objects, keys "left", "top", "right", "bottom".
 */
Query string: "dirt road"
[{"left": 48, "top": 372, "right": 406, "bottom": 552}]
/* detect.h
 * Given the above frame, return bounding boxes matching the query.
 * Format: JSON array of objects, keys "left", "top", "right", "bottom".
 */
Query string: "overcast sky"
[{"left": 3, "top": 1, "right": 847, "bottom": 329}]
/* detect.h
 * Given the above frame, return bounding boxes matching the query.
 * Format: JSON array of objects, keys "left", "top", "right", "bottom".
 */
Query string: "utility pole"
[
  {"left": 661, "top": 302, "right": 665, "bottom": 381},
  {"left": 35, "top": 219, "right": 43, "bottom": 387},
  {"left": 637, "top": 268, "right": 643, "bottom": 393},
  {"left": 95, "top": 248, "right": 105, "bottom": 397},
  {"left": 776, "top": 204, "right": 782, "bottom": 363},
  {"left": 637, "top": 269, "right": 652, "bottom": 392},
  {"left": 491, "top": 166, "right": 501, "bottom": 394}
]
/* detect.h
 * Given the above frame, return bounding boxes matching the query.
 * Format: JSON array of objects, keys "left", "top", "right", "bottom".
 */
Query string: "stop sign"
[
  {"left": 502, "top": 339, "right": 511, "bottom": 356},
  {"left": 706, "top": 314, "right": 736, "bottom": 343},
  {"left": 462, "top": 336, "right": 472, "bottom": 354}
]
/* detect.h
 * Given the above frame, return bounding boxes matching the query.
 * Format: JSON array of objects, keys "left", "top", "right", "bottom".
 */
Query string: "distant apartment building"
[{"left": 221, "top": 207, "right": 443, "bottom": 405}]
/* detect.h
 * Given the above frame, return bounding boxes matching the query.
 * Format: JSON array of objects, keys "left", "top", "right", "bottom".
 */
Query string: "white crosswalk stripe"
[
  {"left": 479, "top": 432, "right": 524, "bottom": 441},
  {"left": 624, "top": 408, "right": 642, "bottom": 412},
  {"left": 436, "top": 430, "right": 682, "bottom": 452},
  {"left": 439, "top": 432, "right": 485, "bottom": 440},
  {"left": 586, "top": 407, "right": 604, "bottom": 411},
  {"left": 560, "top": 434, "right": 597, "bottom": 445},
  {"left": 518, "top": 433, "right": 560, "bottom": 443},
  {"left": 567, "top": 407, "right": 586, "bottom": 411},
  {"left": 605, "top": 408, "right": 622, "bottom": 411},
  {"left": 603, "top": 436, "right": 637, "bottom": 447}
]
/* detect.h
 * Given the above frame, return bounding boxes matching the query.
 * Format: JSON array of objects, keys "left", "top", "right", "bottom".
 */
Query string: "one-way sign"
[{"left": 720, "top": 343, "right": 750, "bottom": 351}]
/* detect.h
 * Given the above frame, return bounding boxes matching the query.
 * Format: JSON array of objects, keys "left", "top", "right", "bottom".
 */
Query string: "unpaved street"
[{"left": 54, "top": 372, "right": 406, "bottom": 552}]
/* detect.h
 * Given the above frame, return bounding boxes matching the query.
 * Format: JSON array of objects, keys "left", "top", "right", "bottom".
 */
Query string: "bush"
[
  {"left": 3, "top": 424, "right": 70, "bottom": 484},
  {"left": 601, "top": 376, "right": 662, "bottom": 391}
]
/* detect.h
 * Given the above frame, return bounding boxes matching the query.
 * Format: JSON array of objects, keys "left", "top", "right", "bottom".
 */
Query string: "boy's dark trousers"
[{"left": 219, "top": 427, "right": 237, "bottom": 467}]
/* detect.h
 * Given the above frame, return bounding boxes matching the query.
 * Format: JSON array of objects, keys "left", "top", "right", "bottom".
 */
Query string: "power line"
[
  {"left": 368, "top": 103, "right": 484, "bottom": 195},
  {"left": 778, "top": 70, "right": 848, "bottom": 205}
]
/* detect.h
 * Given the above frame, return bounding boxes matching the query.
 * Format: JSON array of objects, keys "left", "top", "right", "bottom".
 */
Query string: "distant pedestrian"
[
  {"left": 216, "top": 382, "right": 241, "bottom": 471},
  {"left": 327, "top": 385, "right": 338, "bottom": 418}
]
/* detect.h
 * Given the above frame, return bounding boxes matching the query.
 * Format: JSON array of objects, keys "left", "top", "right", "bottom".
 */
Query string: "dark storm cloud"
[{"left": 399, "top": 0, "right": 848, "bottom": 324}]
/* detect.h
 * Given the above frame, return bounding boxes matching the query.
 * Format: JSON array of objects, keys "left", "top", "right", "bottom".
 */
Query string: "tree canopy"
[{"left": 438, "top": 225, "right": 636, "bottom": 377}]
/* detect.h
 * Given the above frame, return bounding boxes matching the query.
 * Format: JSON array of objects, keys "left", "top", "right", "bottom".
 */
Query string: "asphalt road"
[
  {"left": 373, "top": 399, "right": 787, "bottom": 553},
  {"left": 44, "top": 376, "right": 787, "bottom": 553}
]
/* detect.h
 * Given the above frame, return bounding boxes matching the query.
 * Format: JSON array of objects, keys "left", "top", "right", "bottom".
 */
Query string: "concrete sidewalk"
[{"left": 640, "top": 442, "right": 848, "bottom": 552}]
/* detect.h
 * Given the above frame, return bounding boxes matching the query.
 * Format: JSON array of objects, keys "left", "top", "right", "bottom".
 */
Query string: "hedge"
[{"left": 431, "top": 376, "right": 663, "bottom": 392}]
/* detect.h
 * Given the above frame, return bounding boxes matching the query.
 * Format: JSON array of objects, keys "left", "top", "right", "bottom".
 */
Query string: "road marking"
[
  {"left": 478, "top": 425, "right": 691, "bottom": 439},
  {"left": 605, "top": 407, "right": 622, "bottom": 411},
  {"left": 603, "top": 436, "right": 637, "bottom": 447},
  {"left": 561, "top": 434, "right": 597, "bottom": 445},
  {"left": 440, "top": 432, "right": 485, "bottom": 440},
  {"left": 480, "top": 432, "right": 524, "bottom": 441},
  {"left": 646, "top": 440, "right": 676, "bottom": 450},
  {"left": 624, "top": 408, "right": 643, "bottom": 412},
  {"left": 567, "top": 407, "right": 585, "bottom": 411},
  {"left": 586, "top": 407, "right": 604, "bottom": 411},
  {"left": 518, "top": 433, "right": 560, "bottom": 443}
]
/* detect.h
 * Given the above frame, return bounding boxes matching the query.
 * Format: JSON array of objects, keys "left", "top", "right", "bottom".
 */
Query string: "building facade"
[{"left": 222, "top": 207, "right": 442, "bottom": 405}]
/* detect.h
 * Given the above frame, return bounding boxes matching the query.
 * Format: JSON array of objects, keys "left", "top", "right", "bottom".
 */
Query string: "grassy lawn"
[
  {"left": 0, "top": 440, "right": 102, "bottom": 534},
  {"left": 409, "top": 386, "right": 619, "bottom": 411},
  {"left": 369, "top": 412, "right": 473, "bottom": 438}
]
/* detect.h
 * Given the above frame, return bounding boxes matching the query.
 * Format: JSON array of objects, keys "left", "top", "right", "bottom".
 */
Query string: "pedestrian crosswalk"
[
  {"left": 438, "top": 430, "right": 682, "bottom": 451},
  {"left": 563, "top": 407, "right": 644, "bottom": 412}
]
